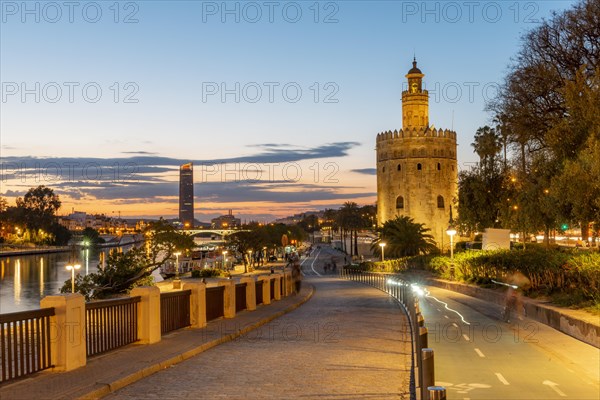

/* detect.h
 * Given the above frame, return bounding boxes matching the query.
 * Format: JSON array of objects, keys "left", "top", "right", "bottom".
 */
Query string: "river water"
[{"left": 0, "top": 246, "right": 140, "bottom": 314}]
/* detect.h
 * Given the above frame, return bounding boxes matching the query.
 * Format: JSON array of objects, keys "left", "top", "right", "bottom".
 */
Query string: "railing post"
[
  {"left": 428, "top": 386, "right": 446, "bottom": 400},
  {"left": 40, "top": 293, "right": 86, "bottom": 372},
  {"left": 218, "top": 280, "right": 235, "bottom": 318},
  {"left": 130, "top": 286, "right": 161, "bottom": 345},
  {"left": 257, "top": 276, "right": 271, "bottom": 305},
  {"left": 240, "top": 277, "right": 257, "bottom": 311},
  {"left": 182, "top": 281, "right": 207, "bottom": 328},
  {"left": 272, "top": 273, "right": 283, "bottom": 300},
  {"left": 421, "top": 349, "right": 436, "bottom": 400},
  {"left": 418, "top": 326, "right": 428, "bottom": 392}
]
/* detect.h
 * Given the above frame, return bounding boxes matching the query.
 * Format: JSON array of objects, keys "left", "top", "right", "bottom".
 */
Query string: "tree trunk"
[
  {"left": 349, "top": 230, "right": 353, "bottom": 256},
  {"left": 581, "top": 221, "right": 590, "bottom": 241}
]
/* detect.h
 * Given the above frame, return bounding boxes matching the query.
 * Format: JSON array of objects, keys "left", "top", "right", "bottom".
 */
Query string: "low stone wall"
[{"left": 426, "top": 278, "right": 600, "bottom": 348}]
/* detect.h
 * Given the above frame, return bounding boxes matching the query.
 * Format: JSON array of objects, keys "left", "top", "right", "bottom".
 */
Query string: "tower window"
[
  {"left": 417, "top": 163, "right": 422, "bottom": 171},
  {"left": 397, "top": 164, "right": 402, "bottom": 171},
  {"left": 437, "top": 196, "right": 445, "bottom": 209},
  {"left": 396, "top": 196, "right": 404, "bottom": 209},
  {"left": 382, "top": 166, "right": 386, "bottom": 173},
  {"left": 437, "top": 163, "right": 441, "bottom": 171}
]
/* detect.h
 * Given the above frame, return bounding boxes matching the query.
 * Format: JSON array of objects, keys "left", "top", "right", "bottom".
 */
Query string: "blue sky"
[{"left": 0, "top": 0, "right": 576, "bottom": 221}]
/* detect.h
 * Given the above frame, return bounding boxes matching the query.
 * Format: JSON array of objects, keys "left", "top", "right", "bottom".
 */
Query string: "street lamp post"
[
  {"left": 446, "top": 227, "right": 457, "bottom": 260},
  {"left": 174, "top": 252, "right": 182, "bottom": 279},
  {"left": 379, "top": 242, "right": 386, "bottom": 262},
  {"left": 247, "top": 250, "right": 253, "bottom": 273},
  {"left": 223, "top": 250, "right": 228, "bottom": 270},
  {"left": 66, "top": 264, "right": 81, "bottom": 293}
]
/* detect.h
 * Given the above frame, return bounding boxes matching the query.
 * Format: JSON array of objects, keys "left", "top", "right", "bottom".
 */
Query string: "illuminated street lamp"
[
  {"left": 379, "top": 242, "right": 386, "bottom": 262},
  {"left": 66, "top": 264, "right": 81, "bottom": 293},
  {"left": 446, "top": 226, "right": 457, "bottom": 260}
]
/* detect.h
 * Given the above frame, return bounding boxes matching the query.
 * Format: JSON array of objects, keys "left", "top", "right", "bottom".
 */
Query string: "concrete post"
[
  {"left": 240, "top": 277, "right": 256, "bottom": 311},
  {"left": 428, "top": 386, "right": 446, "bottom": 400},
  {"left": 418, "top": 326, "right": 428, "bottom": 392},
  {"left": 273, "top": 273, "right": 282, "bottom": 300},
  {"left": 218, "top": 279, "right": 235, "bottom": 318},
  {"left": 182, "top": 281, "right": 206, "bottom": 328},
  {"left": 421, "top": 348, "right": 435, "bottom": 400},
  {"left": 40, "top": 293, "right": 86, "bottom": 372},
  {"left": 130, "top": 286, "right": 161, "bottom": 345},
  {"left": 257, "top": 275, "right": 271, "bottom": 305}
]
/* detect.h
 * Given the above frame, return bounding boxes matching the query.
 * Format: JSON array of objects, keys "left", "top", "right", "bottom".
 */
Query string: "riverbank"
[{"left": 0, "top": 246, "right": 71, "bottom": 257}]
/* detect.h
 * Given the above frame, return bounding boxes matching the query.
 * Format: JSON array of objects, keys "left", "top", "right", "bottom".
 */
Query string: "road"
[
  {"left": 108, "top": 246, "right": 412, "bottom": 399},
  {"left": 416, "top": 284, "right": 600, "bottom": 399}
]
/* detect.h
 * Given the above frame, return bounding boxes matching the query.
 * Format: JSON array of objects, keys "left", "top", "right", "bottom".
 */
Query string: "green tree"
[
  {"left": 81, "top": 227, "right": 105, "bottom": 245},
  {"left": 372, "top": 216, "right": 437, "bottom": 258},
  {"left": 62, "top": 218, "right": 194, "bottom": 299},
  {"left": 15, "top": 186, "right": 61, "bottom": 230}
]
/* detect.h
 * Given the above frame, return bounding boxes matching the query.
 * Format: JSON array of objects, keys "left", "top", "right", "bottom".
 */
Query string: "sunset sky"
[{"left": 1, "top": 1, "right": 575, "bottom": 222}]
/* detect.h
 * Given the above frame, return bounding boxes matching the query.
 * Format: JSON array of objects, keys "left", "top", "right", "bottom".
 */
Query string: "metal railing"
[
  {"left": 205, "top": 286, "right": 225, "bottom": 321},
  {"left": 160, "top": 290, "right": 191, "bottom": 334},
  {"left": 0, "top": 308, "right": 54, "bottom": 383},
  {"left": 235, "top": 283, "right": 247, "bottom": 312},
  {"left": 255, "top": 281, "right": 263, "bottom": 305},
  {"left": 340, "top": 268, "right": 446, "bottom": 400},
  {"left": 86, "top": 297, "right": 140, "bottom": 357}
]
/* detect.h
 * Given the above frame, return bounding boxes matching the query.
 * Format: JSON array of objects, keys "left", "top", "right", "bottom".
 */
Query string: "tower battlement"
[{"left": 376, "top": 127, "right": 457, "bottom": 142}]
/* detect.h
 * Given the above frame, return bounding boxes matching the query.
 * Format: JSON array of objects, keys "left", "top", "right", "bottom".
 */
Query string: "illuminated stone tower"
[
  {"left": 376, "top": 59, "right": 458, "bottom": 248},
  {"left": 179, "top": 163, "right": 194, "bottom": 229}
]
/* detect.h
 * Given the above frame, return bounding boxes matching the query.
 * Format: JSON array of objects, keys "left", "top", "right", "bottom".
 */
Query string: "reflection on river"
[{"left": 0, "top": 245, "right": 143, "bottom": 314}]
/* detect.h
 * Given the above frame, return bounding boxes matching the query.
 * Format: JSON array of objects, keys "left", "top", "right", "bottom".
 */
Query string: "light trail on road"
[{"left": 423, "top": 287, "right": 471, "bottom": 325}]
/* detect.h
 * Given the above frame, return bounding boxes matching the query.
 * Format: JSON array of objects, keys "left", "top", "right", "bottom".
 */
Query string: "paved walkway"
[
  {"left": 107, "top": 276, "right": 412, "bottom": 399},
  {"left": 0, "top": 284, "right": 314, "bottom": 400}
]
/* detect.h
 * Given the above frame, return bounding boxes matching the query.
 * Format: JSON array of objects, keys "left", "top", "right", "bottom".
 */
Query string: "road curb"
[{"left": 78, "top": 285, "right": 315, "bottom": 399}]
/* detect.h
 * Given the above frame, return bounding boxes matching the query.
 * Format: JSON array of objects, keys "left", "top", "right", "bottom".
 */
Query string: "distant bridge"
[{"left": 184, "top": 229, "right": 248, "bottom": 237}]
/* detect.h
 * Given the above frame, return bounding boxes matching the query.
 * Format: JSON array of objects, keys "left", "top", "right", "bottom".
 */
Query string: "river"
[{"left": 0, "top": 245, "right": 144, "bottom": 314}]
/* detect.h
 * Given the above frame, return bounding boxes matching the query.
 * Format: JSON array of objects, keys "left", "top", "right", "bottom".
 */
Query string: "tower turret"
[{"left": 402, "top": 58, "right": 429, "bottom": 130}]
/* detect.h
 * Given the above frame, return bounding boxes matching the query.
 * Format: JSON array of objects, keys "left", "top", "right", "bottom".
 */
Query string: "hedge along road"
[{"left": 108, "top": 247, "right": 413, "bottom": 399}]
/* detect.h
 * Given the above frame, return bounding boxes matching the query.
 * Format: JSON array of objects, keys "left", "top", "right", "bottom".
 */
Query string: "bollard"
[
  {"left": 428, "top": 386, "right": 446, "bottom": 400},
  {"left": 418, "top": 312, "right": 425, "bottom": 327},
  {"left": 421, "top": 349, "right": 435, "bottom": 400}
]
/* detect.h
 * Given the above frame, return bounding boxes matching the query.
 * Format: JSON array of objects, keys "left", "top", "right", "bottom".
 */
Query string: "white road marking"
[
  {"left": 495, "top": 373, "right": 509, "bottom": 385},
  {"left": 310, "top": 248, "right": 322, "bottom": 276},
  {"left": 462, "top": 334, "right": 470, "bottom": 341},
  {"left": 452, "top": 323, "right": 458, "bottom": 328},
  {"left": 474, "top": 348, "right": 485, "bottom": 357},
  {"left": 444, "top": 315, "right": 449, "bottom": 319},
  {"left": 543, "top": 380, "right": 567, "bottom": 397},
  {"left": 437, "top": 308, "right": 442, "bottom": 312}
]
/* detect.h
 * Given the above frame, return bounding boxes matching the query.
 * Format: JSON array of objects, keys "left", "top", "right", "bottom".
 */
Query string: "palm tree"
[{"left": 372, "top": 216, "right": 437, "bottom": 258}]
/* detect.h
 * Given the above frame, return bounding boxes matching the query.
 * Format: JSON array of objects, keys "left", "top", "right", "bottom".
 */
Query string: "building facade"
[
  {"left": 179, "top": 163, "right": 194, "bottom": 229},
  {"left": 211, "top": 210, "right": 241, "bottom": 229},
  {"left": 376, "top": 59, "right": 458, "bottom": 248}
]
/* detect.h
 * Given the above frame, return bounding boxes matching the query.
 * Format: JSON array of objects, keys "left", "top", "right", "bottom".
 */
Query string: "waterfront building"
[{"left": 211, "top": 210, "right": 241, "bottom": 229}]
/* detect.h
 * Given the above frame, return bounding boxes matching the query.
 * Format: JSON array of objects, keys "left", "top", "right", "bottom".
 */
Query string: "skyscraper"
[{"left": 179, "top": 163, "right": 194, "bottom": 229}]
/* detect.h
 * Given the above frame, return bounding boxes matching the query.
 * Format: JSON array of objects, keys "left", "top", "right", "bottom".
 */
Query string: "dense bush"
[
  {"left": 425, "top": 249, "right": 600, "bottom": 302},
  {"left": 191, "top": 268, "right": 224, "bottom": 278}
]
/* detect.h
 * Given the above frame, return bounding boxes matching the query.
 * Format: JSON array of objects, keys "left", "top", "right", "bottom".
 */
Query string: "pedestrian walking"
[{"left": 291, "top": 261, "right": 302, "bottom": 293}]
